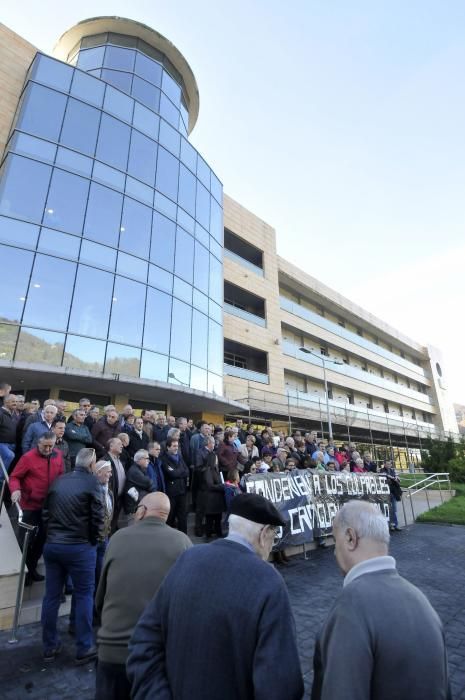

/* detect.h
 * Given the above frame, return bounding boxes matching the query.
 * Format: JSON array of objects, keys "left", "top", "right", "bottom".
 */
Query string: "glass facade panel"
[
  {"left": 84, "top": 183, "right": 123, "bottom": 247},
  {"left": 190, "top": 365, "right": 208, "bottom": 392},
  {"left": 132, "top": 102, "right": 159, "bottom": 139},
  {"left": 159, "top": 94, "right": 179, "bottom": 128},
  {"left": 0, "top": 323, "right": 19, "bottom": 361},
  {"left": 56, "top": 147, "right": 93, "bottom": 177},
  {"left": 32, "top": 55, "right": 73, "bottom": 92},
  {"left": 44, "top": 169, "right": 90, "bottom": 234},
  {"left": 0, "top": 217, "right": 39, "bottom": 249},
  {"left": 151, "top": 212, "right": 175, "bottom": 270},
  {"left": 178, "top": 165, "right": 196, "bottom": 216},
  {"left": 0, "top": 245, "right": 33, "bottom": 322},
  {"left": 156, "top": 147, "right": 178, "bottom": 201},
  {"left": 104, "top": 46, "right": 135, "bottom": 72},
  {"left": 197, "top": 156, "right": 211, "bottom": 189},
  {"left": 103, "top": 85, "right": 134, "bottom": 122},
  {"left": 77, "top": 46, "right": 105, "bottom": 72},
  {"left": 38, "top": 228, "right": 80, "bottom": 259},
  {"left": 162, "top": 71, "right": 181, "bottom": 105},
  {"left": 209, "top": 255, "right": 223, "bottom": 304},
  {"left": 148, "top": 265, "right": 172, "bottom": 294},
  {"left": 23, "top": 254, "right": 76, "bottom": 331},
  {"left": 96, "top": 113, "right": 131, "bottom": 170},
  {"left": 180, "top": 139, "right": 197, "bottom": 172},
  {"left": 80, "top": 240, "right": 116, "bottom": 271},
  {"left": 132, "top": 76, "right": 160, "bottom": 111},
  {"left": 60, "top": 98, "right": 101, "bottom": 156},
  {"left": 159, "top": 120, "right": 180, "bottom": 156},
  {"left": 170, "top": 299, "right": 191, "bottom": 362},
  {"left": 169, "top": 358, "right": 190, "bottom": 386},
  {"left": 15, "top": 327, "right": 65, "bottom": 365},
  {"left": 108, "top": 276, "right": 146, "bottom": 345},
  {"left": 208, "top": 320, "right": 223, "bottom": 375},
  {"left": 92, "top": 161, "right": 126, "bottom": 190},
  {"left": 100, "top": 69, "right": 132, "bottom": 94},
  {"left": 63, "top": 335, "right": 105, "bottom": 371},
  {"left": 173, "top": 277, "right": 192, "bottom": 304},
  {"left": 68, "top": 265, "right": 113, "bottom": 338},
  {"left": 196, "top": 182, "right": 210, "bottom": 230},
  {"left": 174, "top": 227, "right": 194, "bottom": 284},
  {"left": 10, "top": 132, "right": 56, "bottom": 162},
  {"left": 191, "top": 310, "right": 208, "bottom": 369},
  {"left": 144, "top": 286, "right": 172, "bottom": 354},
  {"left": 119, "top": 197, "right": 152, "bottom": 258},
  {"left": 0, "top": 156, "right": 51, "bottom": 223},
  {"left": 194, "top": 241, "right": 209, "bottom": 295},
  {"left": 105, "top": 342, "right": 140, "bottom": 377},
  {"left": 116, "top": 251, "right": 148, "bottom": 282},
  {"left": 140, "top": 350, "right": 168, "bottom": 382},
  {"left": 210, "top": 196, "right": 223, "bottom": 244},
  {"left": 135, "top": 52, "right": 162, "bottom": 85},
  {"left": 17, "top": 83, "right": 67, "bottom": 141},
  {"left": 128, "top": 130, "right": 157, "bottom": 186},
  {"left": 70, "top": 70, "right": 105, "bottom": 107}
]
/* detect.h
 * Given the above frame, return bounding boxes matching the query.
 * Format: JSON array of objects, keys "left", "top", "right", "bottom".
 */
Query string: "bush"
[{"left": 447, "top": 457, "right": 465, "bottom": 483}]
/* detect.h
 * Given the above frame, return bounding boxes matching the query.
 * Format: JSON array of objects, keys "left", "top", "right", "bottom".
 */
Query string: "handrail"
[{"left": 405, "top": 473, "right": 451, "bottom": 495}]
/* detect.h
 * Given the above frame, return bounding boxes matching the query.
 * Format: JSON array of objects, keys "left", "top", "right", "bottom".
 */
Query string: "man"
[
  {"left": 153, "top": 414, "right": 169, "bottom": 443},
  {"left": 52, "top": 419, "right": 71, "bottom": 472},
  {"left": 127, "top": 417, "right": 149, "bottom": 459},
  {"left": 127, "top": 493, "right": 304, "bottom": 700},
  {"left": 235, "top": 418, "right": 247, "bottom": 443},
  {"left": 379, "top": 460, "right": 402, "bottom": 531},
  {"left": 9, "top": 432, "right": 64, "bottom": 585},
  {"left": 176, "top": 417, "right": 191, "bottom": 465},
  {"left": 119, "top": 404, "right": 134, "bottom": 431},
  {"left": 104, "top": 437, "right": 126, "bottom": 527},
  {"left": 189, "top": 421, "right": 211, "bottom": 465},
  {"left": 92, "top": 407, "right": 121, "bottom": 458},
  {"left": 41, "top": 448, "right": 104, "bottom": 665},
  {"left": 65, "top": 408, "right": 93, "bottom": 469},
  {"left": 0, "top": 394, "right": 18, "bottom": 472},
  {"left": 95, "top": 492, "right": 191, "bottom": 700},
  {"left": 22, "top": 404, "right": 58, "bottom": 453},
  {"left": 14, "top": 395, "right": 25, "bottom": 414},
  {"left": 0, "top": 381, "right": 12, "bottom": 407},
  {"left": 123, "top": 450, "right": 156, "bottom": 516},
  {"left": 194, "top": 435, "right": 219, "bottom": 537},
  {"left": 141, "top": 410, "right": 155, "bottom": 442},
  {"left": 23, "top": 398, "right": 57, "bottom": 433},
  {"left": 66, "top": 397, "right": 91, "bottom": 423},
  {"left": 147, "top": 442, "right": 165, "bottom": 492},
  {"left": 311, "top": 500, "right": 450, "bottom": 700},
  {"left": 161, "top": 437, "right": 189, "bottom": 533}
]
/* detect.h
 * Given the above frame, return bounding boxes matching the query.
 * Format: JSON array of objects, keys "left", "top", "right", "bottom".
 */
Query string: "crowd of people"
[{"left": 1, "top": 382, "right": 432, "bottom": 699}]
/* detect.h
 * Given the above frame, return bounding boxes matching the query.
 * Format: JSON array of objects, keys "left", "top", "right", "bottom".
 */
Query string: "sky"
[{"left": 3, "top": 1, "right": 463, "bottom": 401}]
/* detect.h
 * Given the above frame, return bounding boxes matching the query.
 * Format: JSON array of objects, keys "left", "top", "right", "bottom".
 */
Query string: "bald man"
[
  {"left": 312, "top": 500, "right": 450, "bottom": 700},
  {"left": 95, "top": 493, "right": 192, "bottom": 700}
]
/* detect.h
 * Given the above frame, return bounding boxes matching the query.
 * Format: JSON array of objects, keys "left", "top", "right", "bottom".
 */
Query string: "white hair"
[
  {"left": 228, "top": 514, "right": 263, "bottom": 542},
  {"left": 134, "top": 449, "right": 149, "bottom": 463},
  {"left": 334, "top": 501, "right": 390, "bottom": 546},
  {"left": 75, "top": 448, "right": 96, "bottom": 471}
]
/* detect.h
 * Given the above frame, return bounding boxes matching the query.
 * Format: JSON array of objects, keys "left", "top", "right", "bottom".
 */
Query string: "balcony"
[
  {"left": 282, "top": 341, "right": 432, "bottom": 406},
  {"left": 280, "top": 295, "right": 427, "bottom": 380},
  {"left": 224, "top": 281, "right": 266, "bottom": 327},
  {"left": 224, "top": 228, "right": 264, "bottom": 277},
  {"left": 224, "top": 338, "right": 269, "bottom": 385}
]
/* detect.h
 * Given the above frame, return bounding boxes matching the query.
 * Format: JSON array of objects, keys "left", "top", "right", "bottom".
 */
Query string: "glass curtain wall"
[{"left": 0, "top": 48, "right": 223, "bottom": 394}]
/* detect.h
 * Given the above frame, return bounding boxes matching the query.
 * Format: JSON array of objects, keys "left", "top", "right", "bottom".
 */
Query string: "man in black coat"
[
  {"left": 160, "top": 436, "right": 189, "bottom": 533},
  {"left": 194, "top": 436, "right": 223, "bottom": 538},
  {"left": 41, "top": 447, "right": 104, "bottom": 665},
  {"left": 127, "top": 417, "right": 149, "bottom": 459},
  {"left": 127, "top": 493, "right": 303, "bottom": 700}
]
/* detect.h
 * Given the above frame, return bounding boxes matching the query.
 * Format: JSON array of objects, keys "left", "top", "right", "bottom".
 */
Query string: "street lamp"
[
  {"left": 298, "top": 347, "right": 343, "bottom": 441},
  {"left": 168, "top": 372, "right": 189, "bottom": 387}
]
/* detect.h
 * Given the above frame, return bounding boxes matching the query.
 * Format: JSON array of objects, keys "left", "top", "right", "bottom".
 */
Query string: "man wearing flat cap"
[{"left": 127, "top": 493, "right": 304, "bottom": 700}]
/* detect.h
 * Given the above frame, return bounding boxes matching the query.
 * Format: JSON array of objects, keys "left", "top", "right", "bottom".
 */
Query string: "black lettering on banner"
[{"left": 245, "top": 470, "right": 391, "bottom": 549}]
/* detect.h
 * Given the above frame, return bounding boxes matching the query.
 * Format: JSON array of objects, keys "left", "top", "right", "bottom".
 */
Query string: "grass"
[{"left": 416, "top": 483, "right": 465, "bottom": 525}]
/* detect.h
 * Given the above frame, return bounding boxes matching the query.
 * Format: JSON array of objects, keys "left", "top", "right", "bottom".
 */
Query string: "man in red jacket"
[{"left": 9, "top": 431, "right": 64, "bottom": 586}]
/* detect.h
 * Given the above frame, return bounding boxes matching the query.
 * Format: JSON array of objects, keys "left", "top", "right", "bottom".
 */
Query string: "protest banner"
[{"left": 244, "top": 469, "right": 391, "bottom": 548}]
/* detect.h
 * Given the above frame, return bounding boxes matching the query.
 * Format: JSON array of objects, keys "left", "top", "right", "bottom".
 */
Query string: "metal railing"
[
  {"left": 0, "top": 456, "right": 36, "bottom": 643},
  {"left": 400, "top": 472, "right": 452, "bottom": 523}
]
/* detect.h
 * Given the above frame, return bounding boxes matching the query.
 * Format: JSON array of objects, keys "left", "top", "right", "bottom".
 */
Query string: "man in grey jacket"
[
  {"left": 95, "top": 492, "right": 192, "bottom": 700},
  {"left": 311, "top": 500, "right": 450, "bottom": 700}
]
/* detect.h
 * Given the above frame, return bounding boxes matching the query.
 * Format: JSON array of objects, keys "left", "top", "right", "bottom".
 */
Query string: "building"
[{"left": 0, "top": 16, "right": 459, "bottom": 460}]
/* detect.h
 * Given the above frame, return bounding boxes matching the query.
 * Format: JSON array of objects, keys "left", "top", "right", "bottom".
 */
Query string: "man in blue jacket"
[{"left": 127, "top": 493, "right": 304, "bottom": 700}]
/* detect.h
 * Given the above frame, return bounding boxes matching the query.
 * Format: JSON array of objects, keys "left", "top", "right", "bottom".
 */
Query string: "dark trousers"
[
  {"left": 18, "top": 509, "right": 46, "bottom": 575},
  {"left": 96, "top": 660, "right": 131, "bottom": 700},
  {"left": 41, "top": 542, "right": 96, "bottom": 656},
  {"left": 167, "top": 493, "right": 187, "bottom": 533},
  {"left": 205, "top": 513, "right": 222, "bottom": 537}
]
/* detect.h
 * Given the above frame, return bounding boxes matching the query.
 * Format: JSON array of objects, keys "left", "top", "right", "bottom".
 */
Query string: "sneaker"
[
  {"left": 43, "top": 644, "right": 63, "bottom": 663},
  {"left": 75, "top": 646, "right": 97, "bottom": 666}
]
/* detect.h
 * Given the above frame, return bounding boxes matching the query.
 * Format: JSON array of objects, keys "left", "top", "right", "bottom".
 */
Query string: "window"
[
  {"left": 105, "top": 342, "right": 140, "bottom": 377},
  {"left": 63, "top": 335, "right": 105, "bottom": 371},
  {"left": 356, "top": 328, "right": 363, "bottom": 336},
  {"left": 119, "top": 197, "right": 152, "bottom": 258},
  {"left": 180, "top": 138, "right": 197, "bottom": 172},
  {"left": 103, "top": 85, "right": 134, "bottom": 122},
  {"left": 211, "top": 172, "right": 222, "bottom": 204},
  {"left": 143, "top": 286, "right": 172, "bottom": 355},
  {"left": 104, "top": 46, "right": 135, "bottom": 71},
  {"left": 0, "top": 155, "right": 52, "bottom": 223},
  {"left": 210, "top": 197, "right": 223, "bottom": 244},
  {"left": 15, "top": 327, "right": 65, "bottom": 365},
  {"left": 32, "top": 55, "right": 73, "bottom": 92},
  {"left": 159, "top": 93, "right": 179, "bottom": 128},
  {"left": 178, "top": 165, "right": 196, "bottom": 217},
  {"left": 80, "top": 240, "right": 116, "bottom": 271},
  {"left": 38, "top": 228, "right": 80, "bottom": 259},
  {"left": 140, "top": 350, "right": 168, "bottom": 382},
  {"left": 170, "top": 299, "right": 192, "bottom": 362},
  {"left": 44, "top": 169, "right": 90, "bottom": 235},
  {"left": 0, "top": 323, "right": 19, "bottom": 361},
  {"left": 22, "top": 254, "right": 76, "bottom": 331},
  {"left": 60, "top": 98, "right": 100, "bottom": 156},
  {"left": 70, "top": 70, "right": 105, "bottom": 107},
  {"left": 159, "top": 120, "right": 180, "bottom": 156},
  {"left": 96, "top": 113, "right": 131, "bottom": 171},
  {"left": 347, "top": 394, "right": 354, "bottom": 405},
  {"left": 224, "top": 351, "right": 246, "bottom": 369},
  {"left": 68, "top": 265, "right": 114, "bottom": 338},
  {"left": 148, "top": 264, "right": 172, "bottom": 293},
  {"left": 132, "top": 102, "right": 159, "bottom": 140},
  {"left": 194, "top": 242, "right": 209, "bottom": 295},
  {"left": 338, "top": 319, "right": 345, "bottom": 327},
  {"left": 132, "top": 76, "right": 160, "bottom": 111},
  {"left": 196, "top": 156, "right": 211, "bottom": 189},
  {"left": 0, "top": 216, "right": 39, "bottom": 249},
  {"left": 56, "top": 147, "right": 93, "bottom": 177},
  {"left": 134, "top": 52, "right": 162, "bottom": 86},
  {"left": 161, "top": 71, "right": 181, "bottom": 105},
  {"left": 100, "top": 69, "right": 132, "bottom": 94},
  {"left": 151, "top": 212, "right": 175, "bottom": 270},
  {"left": 208, "top": 320, "right": 223, "bottom": 375},
  {"left": 0, "top": 245, "right": 34, "bottom": 322},
  {"left": 77, "top": 47, "right": 105, "bottom": 72},
  {"left": 209, "top": 255, "right": 222, "bottom": 304},
  {"left": 191, "top": 310, "right": 208, "bottom": 369},
  {"left": 93, "top": 162, "right": 125, "bottom": 190},
  {"left": 108, "top": 276, "right": 146, "bottom": 345},
  {"left": 320, "top": 347, "right": 328, "bottom": 357},
  {"left": 128, "top": 130, "right": 157, "bottom": 186},
  {"left": 84, "top": 182, "right": 123, "bottom": 247},
  {"left": 156, "top": 147, "right": 179, "bottom": 201},
  {"left": 17, "top": 83, "right": 67, "bottom": 141},
  {"left": 195, "top": 181, "right": 210, "bottom": 230},
  {"left": 190, "top": 365, "right": 207, "bottom": 392},
  {"left": 174, "top": 228, "right": 194, "bottom": 284},
  {"left": 10, "top": 132, "right": 56, "bottom": 163}
]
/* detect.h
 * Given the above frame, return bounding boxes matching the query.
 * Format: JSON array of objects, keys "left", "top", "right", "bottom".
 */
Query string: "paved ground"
[{"left": 0, "top": 523, "right": 464, "bottom": 699}]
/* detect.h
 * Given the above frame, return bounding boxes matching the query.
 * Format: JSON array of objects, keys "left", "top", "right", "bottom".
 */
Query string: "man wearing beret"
[{"left": 127, "top": 493, "right": 304, "bottom": 700}]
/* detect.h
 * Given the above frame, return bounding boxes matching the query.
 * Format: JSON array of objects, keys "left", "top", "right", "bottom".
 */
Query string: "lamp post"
[
  {"left": 168, "top": 372, "right": 189, "bottom": 387},
  {"left": 298, "top": 347, "right": 343, "bottom": 441}
]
